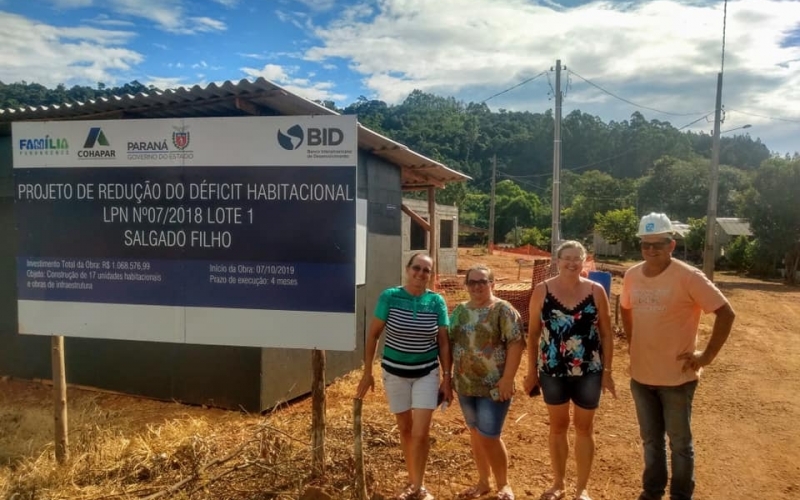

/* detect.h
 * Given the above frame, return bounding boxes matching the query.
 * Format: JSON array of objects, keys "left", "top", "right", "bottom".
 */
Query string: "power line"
[
  {"left": 726, "top": 107, "right": 800, "bottom": 124},
  {"left": 497, "top": 172, "right": 551, "bottom": 192},
  {"left": 567, "top": 69, "right": 706, "bottom": 117},
  {"left": 675, "top": 111, "right": 715, "bottom": 130},
  {"left": 481, "top": 71, "right": 548, "bottom": 104}
]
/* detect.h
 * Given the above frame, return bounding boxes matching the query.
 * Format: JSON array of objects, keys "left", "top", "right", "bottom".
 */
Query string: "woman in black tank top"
[{"left": 524, "top": 241, "right": 616, "bottom": 500}]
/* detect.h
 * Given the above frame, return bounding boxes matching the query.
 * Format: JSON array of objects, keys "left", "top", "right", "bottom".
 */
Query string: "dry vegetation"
[{"left": 1, "top": 249, "right": 799, "bottom": 499}]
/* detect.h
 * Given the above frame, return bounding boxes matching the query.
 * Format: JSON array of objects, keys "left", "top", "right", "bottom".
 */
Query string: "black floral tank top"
[{"left": 538, "top": 284, "right": 603, "bottom": 377}]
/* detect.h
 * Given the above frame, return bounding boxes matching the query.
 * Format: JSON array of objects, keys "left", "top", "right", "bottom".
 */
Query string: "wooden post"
[
  {"left": 614, "top": 294, "right": 620, "bottom": 326},
  {"left": 52, "top": 335, "right": 69, "bottom": 464},
  {"left": 311, "top": 348, "right": 326, "bottom": 477},
  {"left": 428, "top": 187, "right": 438, "bottom": 284},
  {"left": 353, "top": 398, "right": 369, "bottom": 500}
]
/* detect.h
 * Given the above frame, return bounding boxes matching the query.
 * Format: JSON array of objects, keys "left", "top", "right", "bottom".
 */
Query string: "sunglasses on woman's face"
[
  {"left": 410, "top": 264, "right": 432, "bottom": 274},
  {"left": 467, "top": 279, "right": 491, "bottom": 286}
]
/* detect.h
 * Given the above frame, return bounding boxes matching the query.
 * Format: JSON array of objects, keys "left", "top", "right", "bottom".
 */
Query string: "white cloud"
[
  {"left": 189, "top": 16, "right": 227, "bottom": 33},
  {"left": 238, "top": 52, "right": 269, "bottom": 60},
  {"left": 211, "top": 0, "right": 238, "bottom": 6},
  {"left": 49, "top": 0, "right": 93, "bottom": 7},
  {"left": 68, "top": 0, "right": 230, "bottom": 35},
  {"left": 295, "top": 0, "right": 336, "bottom": 12},
  {"left": 275, "top": 9, "right": 312, "bottom": 31},
  {"left": 240, "top": 63, "right": 346, "bottom": 102},
  {"left": 83, "top": 14, "right": 135, "bottom": 27},
  {"left": 0, "top": 12, "right": 142, "bottom": 87},
  {"left": 303, "top": 0, "right": 800, "bottom": 152},
  {"left": 144, "top": 75, "right": 193, "bottom": 90}
]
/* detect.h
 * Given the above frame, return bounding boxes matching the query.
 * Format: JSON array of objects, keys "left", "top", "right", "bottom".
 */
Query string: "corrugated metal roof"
[
  {"left": 717, "top": 218, "right": 752, "bottom": 236},
  {"left": 0, "top": 78, "right": 469, "bottom": 189},
  {"left": 671, "top": 221, "right": 691, "bottom": 237}
]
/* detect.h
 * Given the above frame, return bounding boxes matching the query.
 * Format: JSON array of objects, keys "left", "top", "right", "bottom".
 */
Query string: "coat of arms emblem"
[{"left": 172, "top": 125, "right": 190, "bottom": 150}]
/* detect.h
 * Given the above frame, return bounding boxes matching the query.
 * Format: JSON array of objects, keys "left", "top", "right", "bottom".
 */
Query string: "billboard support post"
[
  {"left": 311, "top": 348, "right": 326, "bottom": 476},
  {"left": 52, "top": 335, "right": 69, "bottom": 464}
]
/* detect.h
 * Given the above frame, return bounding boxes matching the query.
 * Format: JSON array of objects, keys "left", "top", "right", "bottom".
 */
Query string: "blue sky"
[{"left": 1, "top": 0, "right": 799, "bottom": 155}]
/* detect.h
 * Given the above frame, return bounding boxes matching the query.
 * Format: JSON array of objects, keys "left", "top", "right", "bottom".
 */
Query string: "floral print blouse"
[
  {"left": 538, "top": 285, "right": 603, "bottom": 377},
  {"left": 449, "top": 300, "right": 525, "bottom": 397}
]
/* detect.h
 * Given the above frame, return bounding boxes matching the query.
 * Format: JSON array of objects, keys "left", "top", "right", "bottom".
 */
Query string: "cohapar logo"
[
  {"left": 78, "top": 127, "right": 116, "bottom": 159},
  {"left": 277, "top": 124, "right": 345, "bottom": 151}
]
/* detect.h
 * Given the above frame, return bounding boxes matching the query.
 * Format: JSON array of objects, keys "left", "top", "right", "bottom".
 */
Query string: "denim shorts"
[
  {"left": 457, "top": 394, "right": 512, "bottom": 438},
  {"left": 539, "top": 372, "right": 603, "bottom": 409},
  {"left": 382, "top": 368, "right": 440, "bottom": 414}
]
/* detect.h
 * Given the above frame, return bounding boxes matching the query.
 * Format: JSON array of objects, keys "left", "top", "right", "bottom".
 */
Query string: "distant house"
[
  {"left": 458, "top": 223, "right": 488, "bottom": 247},
  {"left": 714, "top": 218, "right": 753, "bottom": 258},
  {"left": 402, "top": 198, "right": 459, "bottom": 275},
  {"left": 592, "top": 232, "right": 623, "bottom": 257}
]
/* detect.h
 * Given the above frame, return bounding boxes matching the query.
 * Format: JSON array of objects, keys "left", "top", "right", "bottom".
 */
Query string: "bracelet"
[{"left": 442, "top": 371, "right": 451, "bottom": 377}]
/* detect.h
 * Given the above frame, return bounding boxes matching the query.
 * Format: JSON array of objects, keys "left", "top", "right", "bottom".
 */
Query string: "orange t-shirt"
[{"left": 621, "top": 259, "right": 728, "bottom": 386}]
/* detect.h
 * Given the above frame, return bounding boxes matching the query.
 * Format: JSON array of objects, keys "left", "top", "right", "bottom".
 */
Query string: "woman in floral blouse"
[
  {"left": 524, "top": 241, "right": 616, "bottom": 500},
  {"left": 447, "top": 265, "right": 525, "bottom": 500}
]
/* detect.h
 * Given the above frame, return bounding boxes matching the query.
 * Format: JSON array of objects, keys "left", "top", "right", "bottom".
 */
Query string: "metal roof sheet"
[
  {"left": 0, "top": 78, "right": 469, "bottom": 190},
  {"left": 716, "top": 218, "right": 753, "bottom": 236},
  {"left": 671, "top": 221, "right": 691, "bottom": 237}
]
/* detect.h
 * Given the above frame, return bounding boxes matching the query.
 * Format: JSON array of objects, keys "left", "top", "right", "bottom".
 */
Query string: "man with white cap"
[{"left": 620, "top": 213, "right": 736, "bottom": 500}]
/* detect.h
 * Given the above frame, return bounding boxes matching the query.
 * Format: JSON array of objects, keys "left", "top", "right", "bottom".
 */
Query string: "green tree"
[
  {"left": 594, "top": 207, "right": 638, "bottom": 252},
  {"left": 741, "top": 157, "right": 800, "bottom": 283},
  {"left": 561, "top": 170, "right": 635, "bottom": 238},
  {"left": 724, "top": 235, "right": 754, "bottom": 271},
  {"left": 517, "top": 226, "right": 549, "bottom": 247},
  {"left": 493, "top": 180, "right": 543, "bottom": 242},
  {"left": 637, "top": 156, "right": 709, "bottom": 220},
  {"left": 684, "top": 217, "right": 706, "bottom": 256}
]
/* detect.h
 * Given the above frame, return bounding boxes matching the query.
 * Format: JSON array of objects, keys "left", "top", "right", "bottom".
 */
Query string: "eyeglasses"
[
  {"left": 640, "top": 240, "right": 671, "bottom": 250},
  {"left": 467, "top": 279, "right": 491, "bottom": 286},
  {"left": 410, "top": 264, "right": 432, "bottom": 274}
]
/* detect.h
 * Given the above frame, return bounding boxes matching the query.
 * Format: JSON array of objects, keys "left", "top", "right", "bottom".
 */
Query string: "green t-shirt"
[{"left": 375, "top": 286, "right": 449, "bottom": 378}]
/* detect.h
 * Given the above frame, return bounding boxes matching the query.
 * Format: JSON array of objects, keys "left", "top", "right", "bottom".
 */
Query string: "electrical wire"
[
  {"left": 481, "top": 71, "right": 548, "bottom": 104},
  {"left": 567, "top": 69, "right": 706, "bottom": 117},
  {"left": 676, "top": 112, "right": 715, "bottom": 130},
  {"left": 726, "top": 108, "right": 800, "bottom": 124}
]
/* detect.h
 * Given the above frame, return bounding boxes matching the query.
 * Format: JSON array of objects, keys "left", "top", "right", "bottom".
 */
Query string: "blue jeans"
[
  {"left": 630, "top": 379, "right": 698, "bottom": 500},
  {"left": 457, "top": 394, "right": 511, "bottom": 438}
]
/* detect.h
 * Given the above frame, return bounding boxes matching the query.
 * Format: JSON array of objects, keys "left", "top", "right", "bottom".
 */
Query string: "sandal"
[
  {"left": 497, "top": 486, "right": 515, "bottom": 500},
  {"left": 416, "top": 486, "right": 434, "bottom": 500},
  {"left": 573, "top": 494, "right": 592, "bottom": 500},
  {"left": 539, "top": 489, "right": 565, "bottom": 500},
  {"left": 396, "top": 484, "right": 417, "bottom": 500},
  {"left": 457, "top": 485, "right": 491, "bottom": 499}
]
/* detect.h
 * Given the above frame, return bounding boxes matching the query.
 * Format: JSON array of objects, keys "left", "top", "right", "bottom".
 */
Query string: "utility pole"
[
  {"left": 703, "top": 72, "right": 723, "bottom": 280},
  {"left": 489, "top": 154, "right": 497, "bottom": 251},
  {"left": 551, "top": 59, "right": 563, "bottom": 262},
  {"left": 514, "top": 216, "right": 519, "bottom": 246}
]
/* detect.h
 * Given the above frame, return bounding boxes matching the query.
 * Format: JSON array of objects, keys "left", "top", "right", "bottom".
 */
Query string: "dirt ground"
[{"left": 1, "top": 249, "right": 798, "bottom": 499}]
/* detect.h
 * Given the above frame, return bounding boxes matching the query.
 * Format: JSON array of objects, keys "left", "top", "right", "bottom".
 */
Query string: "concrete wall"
[{"left": 401, "top": 197, "right": 458, "bottom": 275}]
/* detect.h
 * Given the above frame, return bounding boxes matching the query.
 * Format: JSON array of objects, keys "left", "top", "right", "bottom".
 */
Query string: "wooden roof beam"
[{"left": 401, "top": 203, "right": 431, "bottom": 232}]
